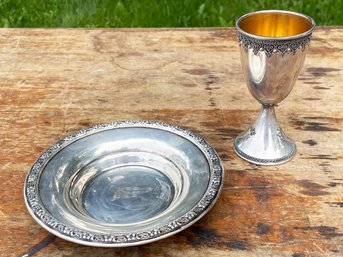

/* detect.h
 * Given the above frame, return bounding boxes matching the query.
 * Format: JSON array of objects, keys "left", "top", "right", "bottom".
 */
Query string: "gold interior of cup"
[{"left": 238, "top": 11, "right": 313, "bottom": 37}]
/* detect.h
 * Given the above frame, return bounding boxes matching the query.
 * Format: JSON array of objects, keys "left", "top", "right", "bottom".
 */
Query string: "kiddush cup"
[{"left": 233, "top": 10, "right": 315, "bottom": 165}]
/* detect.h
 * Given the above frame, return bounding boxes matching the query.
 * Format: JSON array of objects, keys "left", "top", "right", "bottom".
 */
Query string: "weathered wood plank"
[{"left": 0, "top": 27, "right": 342, "bottom": 257}]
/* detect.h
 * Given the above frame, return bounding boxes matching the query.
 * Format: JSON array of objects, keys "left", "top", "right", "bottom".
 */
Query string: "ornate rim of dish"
[{"left": 24, "top": 120, "right": 224, "bottom": 247}]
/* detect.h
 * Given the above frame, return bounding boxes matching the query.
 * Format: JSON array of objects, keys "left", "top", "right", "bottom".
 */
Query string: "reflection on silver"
[
  {"left": 248, "top": 50, "right": 266, "bottom": 84},
  {"left": 234, "top": 10, "right": 315, "bottom": 165},
  {"left": 24, "top": 120, "right": 224, "bottom": 247}
]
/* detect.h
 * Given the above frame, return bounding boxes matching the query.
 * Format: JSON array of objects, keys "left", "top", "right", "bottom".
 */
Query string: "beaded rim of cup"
[{"left": 236, "top": 10, "right": 315, "bottom": 57}]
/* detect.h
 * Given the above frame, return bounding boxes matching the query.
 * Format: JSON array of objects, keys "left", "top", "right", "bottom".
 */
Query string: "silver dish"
[{"left": 24, "top": 120, "right": 224, "bottom": 247}]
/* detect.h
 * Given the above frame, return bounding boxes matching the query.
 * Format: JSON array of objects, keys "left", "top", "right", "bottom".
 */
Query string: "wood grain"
[{"left": 0, "top": 27, "right": 342, "bottom": 257}]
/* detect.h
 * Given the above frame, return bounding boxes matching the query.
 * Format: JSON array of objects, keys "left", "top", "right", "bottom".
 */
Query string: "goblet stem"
[{"left": 233, "top": 104, "right": 296, "bottom": 165}]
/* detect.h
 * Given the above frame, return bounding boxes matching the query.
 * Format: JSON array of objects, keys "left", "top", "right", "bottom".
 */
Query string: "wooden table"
[{"left": 0, "top": 27, "right": 342, "bottom": 257}]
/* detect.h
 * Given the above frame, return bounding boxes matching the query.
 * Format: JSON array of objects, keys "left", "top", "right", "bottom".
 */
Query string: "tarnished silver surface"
[
  {"left": 24, "top": 120, "right": 224, "bottom": 247},
  {"left": 234, "top": 10, "right": 315, "bottom": 165}
]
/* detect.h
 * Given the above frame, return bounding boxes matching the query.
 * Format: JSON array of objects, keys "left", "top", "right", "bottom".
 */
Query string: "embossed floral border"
[{"left": 238, "top": 32, "right": 312, "bottom": 57}]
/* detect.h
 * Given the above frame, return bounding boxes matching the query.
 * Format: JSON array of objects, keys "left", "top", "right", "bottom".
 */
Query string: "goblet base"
[{"left": 233, "top": 105, "right": 296, "bottom": 165}]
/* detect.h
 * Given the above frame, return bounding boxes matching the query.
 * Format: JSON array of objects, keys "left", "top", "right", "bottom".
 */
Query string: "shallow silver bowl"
[{"left": 24, "top": 120, "right": 224, "bottom": 247}]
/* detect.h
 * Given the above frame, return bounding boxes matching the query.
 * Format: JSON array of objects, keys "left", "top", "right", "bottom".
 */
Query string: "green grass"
[{"left": 0, "top": 0, "right": 342, "bottom": 28}]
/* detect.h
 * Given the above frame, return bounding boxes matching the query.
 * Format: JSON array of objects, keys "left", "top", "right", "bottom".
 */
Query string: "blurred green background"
[{"left": 0, "top": 0, "right": 342, "bottom": 28}]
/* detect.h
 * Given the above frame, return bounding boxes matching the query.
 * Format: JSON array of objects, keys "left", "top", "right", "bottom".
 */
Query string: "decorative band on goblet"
[{"left": 233, "top": 10, "right": 315, "bottom": 165}]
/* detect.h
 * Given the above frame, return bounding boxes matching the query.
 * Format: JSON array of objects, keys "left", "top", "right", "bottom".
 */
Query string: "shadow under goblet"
[{"left": 234, "top": 10, "right": 315, "bottom": 165}]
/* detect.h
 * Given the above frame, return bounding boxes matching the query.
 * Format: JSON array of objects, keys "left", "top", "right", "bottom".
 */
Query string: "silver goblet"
[{"left": 233, "top": 10, "right": 315, "bottom": 165}]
